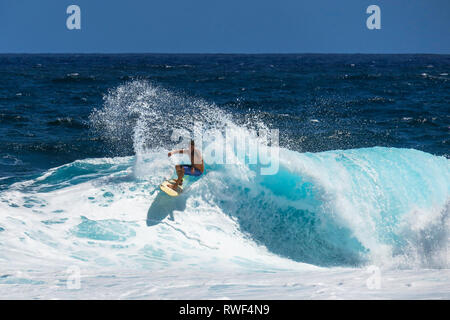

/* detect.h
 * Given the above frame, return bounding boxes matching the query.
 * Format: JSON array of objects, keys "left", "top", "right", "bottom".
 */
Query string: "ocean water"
[{"left": 0, "top": 54, "right": 449, "bottom": 299}]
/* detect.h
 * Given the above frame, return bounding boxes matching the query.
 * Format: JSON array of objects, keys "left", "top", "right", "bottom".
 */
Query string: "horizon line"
[{"left": 0, "top": 52, "right": 449, "bottom": 55}]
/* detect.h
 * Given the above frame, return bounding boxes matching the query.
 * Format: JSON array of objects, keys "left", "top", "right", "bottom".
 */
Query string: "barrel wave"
[
  {"left": 0, "top": 132, "right": 448, "bottom": 270},
  {"left": 0, "top": 81, "right": 449, "bottom": 284}
]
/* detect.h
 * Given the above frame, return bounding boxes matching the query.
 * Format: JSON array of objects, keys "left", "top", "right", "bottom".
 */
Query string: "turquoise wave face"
[
  {"left": 239, "top": 147, "right": 449, "bottom": 267},
  {"left": 0, "top": 146, "right": 448, "bottom": 269}
]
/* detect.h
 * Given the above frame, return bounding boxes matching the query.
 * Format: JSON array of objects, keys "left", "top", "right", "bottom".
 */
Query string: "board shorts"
[{"left": 182, "top": 165, "right": 203, "bottom": 176}]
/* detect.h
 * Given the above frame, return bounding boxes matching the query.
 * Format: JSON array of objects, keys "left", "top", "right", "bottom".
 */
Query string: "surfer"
[{"left": 167, "top": 140, "right": 204, "bottom": 191}]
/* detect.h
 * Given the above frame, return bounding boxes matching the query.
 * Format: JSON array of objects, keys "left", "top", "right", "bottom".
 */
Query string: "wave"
[
  {"left": 0, "top": 113, "right": 29, "bottom": 124},
  {"left": 0, "top": 80, "right": 448, "bottom": 271},
  {"left": 1, "top": 146, "right": 448, "bottom": 270},
  {"left": 51, "top": 73, "right": 96, "bottom": 83},
  {"left": 46, "top": 117, "right": 87, "bottom": 129}
]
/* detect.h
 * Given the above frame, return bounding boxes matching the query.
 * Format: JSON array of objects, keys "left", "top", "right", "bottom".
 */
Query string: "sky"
[{"left": 0, "top": 0, "right": 449, "bottom": 53}]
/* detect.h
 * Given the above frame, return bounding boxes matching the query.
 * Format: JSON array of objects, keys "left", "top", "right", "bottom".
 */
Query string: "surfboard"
[{"left": 160, "top": 179, "right": 183, "bottom": 197}]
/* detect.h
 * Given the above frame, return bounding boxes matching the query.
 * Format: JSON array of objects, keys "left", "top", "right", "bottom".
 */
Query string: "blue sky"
[{"left": 0, "top": 0, "right": 449, "bottom": 53}]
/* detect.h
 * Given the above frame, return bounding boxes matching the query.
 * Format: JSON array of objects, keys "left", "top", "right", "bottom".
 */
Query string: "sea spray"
[
  {"left": 75, "top": 81, "right": 450, "bottom": 267},
  {"left": 1, "top": 80, "right": 446, "bottom": 271}
]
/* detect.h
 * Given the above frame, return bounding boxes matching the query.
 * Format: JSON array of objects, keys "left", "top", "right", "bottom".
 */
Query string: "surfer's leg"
[
  {"left": 168, "top": 165, "right": 187, "bottom": 190},
  {"left": 175, "top": 165, "right": 185, "bottom": 185},
  {"left": 167, "top": 164, "right": 184, "bottom": 191},
  {"left": 168, "top": 165, "right": 184, "bottom": 190}
]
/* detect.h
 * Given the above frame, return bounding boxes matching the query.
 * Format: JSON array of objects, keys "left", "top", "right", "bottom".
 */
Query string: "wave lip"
[
  {"left": 1, "top": 80, "right": 448, "bottom": 272},
  {"left": 2, "top": 146, "right": 447, "bottom": 270},
  {"left": 255, "top": 147, "right": 450, "bottom": 268},
  {"left": 86, "top": 80, "right": 450, "bottom": 269}
]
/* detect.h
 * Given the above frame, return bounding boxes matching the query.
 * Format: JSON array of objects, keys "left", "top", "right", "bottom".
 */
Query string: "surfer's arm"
[
  {"left": 191, "top": 149, "right": 204, "bottom": 173},
  {"left": 168, "top": 149, "right": 187, "bottom": 157}
]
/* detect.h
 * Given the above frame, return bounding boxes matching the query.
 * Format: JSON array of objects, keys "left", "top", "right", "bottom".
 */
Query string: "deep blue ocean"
[
  {"left": 1, "top": 54, "right": 448, "bottom": 185},
  {"left": 0, "top": 54, "right": 449, "bottom": 279}
]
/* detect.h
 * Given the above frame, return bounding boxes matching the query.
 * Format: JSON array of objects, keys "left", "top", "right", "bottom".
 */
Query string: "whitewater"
[{"left": 0, "top": 81, "right": 449, "bottom": 299}]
